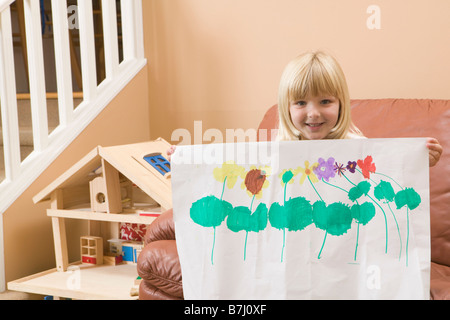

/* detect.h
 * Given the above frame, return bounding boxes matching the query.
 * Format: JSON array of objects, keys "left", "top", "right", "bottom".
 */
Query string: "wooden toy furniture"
[
  {"left": 81, "top": 236, "right": 103, "bottom": 265},
  {"left": 122, "top": 241, "right": 144, "bottom": 264},
  {"left": 137, "top": 99, "right": 450, "bottom": 300},
  {"left": 8, "top": 138, "right": 173, "bottom": 300}
]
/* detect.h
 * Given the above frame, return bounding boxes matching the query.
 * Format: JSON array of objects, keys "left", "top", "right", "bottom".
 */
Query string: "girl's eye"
[
  {"left": 321, "top": 99, "right": 332, "bottom": 104},
  {"left": 296, "top": 101, "right": 307, "bottom": 106}
]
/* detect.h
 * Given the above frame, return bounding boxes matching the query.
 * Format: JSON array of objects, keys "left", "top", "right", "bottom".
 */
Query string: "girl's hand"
[
  {"left": 167, "top": 145, "right": 177, "bottom": 162},
  {"left": 427, "top": 138, "right": 443, "bottom": 167}
]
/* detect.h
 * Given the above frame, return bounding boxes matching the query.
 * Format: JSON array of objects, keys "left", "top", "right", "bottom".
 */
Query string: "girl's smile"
[
  {"left": 305, "top": 122, "right": 325, "bottom": 129},
  {"left": 289, "top": 96, "right": 340, "bottom": 140}
]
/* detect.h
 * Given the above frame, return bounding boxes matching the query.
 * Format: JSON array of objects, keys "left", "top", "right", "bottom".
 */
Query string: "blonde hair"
[{"left": 277, "top": 51, "right": 363, "bottom": 140}]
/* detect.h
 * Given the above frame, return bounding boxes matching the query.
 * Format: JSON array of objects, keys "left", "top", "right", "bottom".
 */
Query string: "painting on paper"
[{"left": 171, "top": 138, "right": 430, "bottom": 299}]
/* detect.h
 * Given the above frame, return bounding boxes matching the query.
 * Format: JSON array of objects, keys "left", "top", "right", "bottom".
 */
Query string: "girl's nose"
[{"left": 306, "top": 103, "right": 320, "bottom": 118}]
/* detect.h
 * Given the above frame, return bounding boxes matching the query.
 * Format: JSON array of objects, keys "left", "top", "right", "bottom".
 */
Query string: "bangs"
[{"left": 288, "top": 58, "right": 340, "bottom": 102}]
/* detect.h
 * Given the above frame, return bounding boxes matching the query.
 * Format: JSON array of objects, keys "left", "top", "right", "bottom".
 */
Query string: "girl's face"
[{"left": 289, "top": 95, "right": 340, "bottom": 140}]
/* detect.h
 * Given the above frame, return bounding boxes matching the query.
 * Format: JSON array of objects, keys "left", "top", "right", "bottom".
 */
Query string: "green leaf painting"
[
  {"left": 348, "top": 181, "right": 371, "bottom": 202},
  {"left": 190, "top": 195, "right": 233, "bottom": 264},
  {"left": 227, "top": 203, "right": 268, "bottom": 260},
  {"left": 395, "top": 188, "right": 421, "bottom": 210},
  {"left": 189, "top": 155, "right": 422, "bottom": 266},
  {"left": 269, "top": 197, "right": 313, "bottom": 261}
]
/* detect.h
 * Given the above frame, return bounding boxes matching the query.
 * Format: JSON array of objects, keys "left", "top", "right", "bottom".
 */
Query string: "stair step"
[
  {"left": 15, "top": 99, "right": 60, "bottom": 127},
  {"left": 0, "top": 99, "right": 59, "bottom": 141}
]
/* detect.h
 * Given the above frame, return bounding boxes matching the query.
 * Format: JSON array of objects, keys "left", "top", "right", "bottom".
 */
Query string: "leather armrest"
[
  {"left": 144, "top": 208, "right": 176, "bottom": 245},
  {"left": 137, "top": 239, "right": 183, "bottom": 299}
]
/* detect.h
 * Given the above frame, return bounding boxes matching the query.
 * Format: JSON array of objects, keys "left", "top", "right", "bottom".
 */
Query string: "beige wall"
[
  {"left": 145, "top": 0, "right": 450, "bottom": 143},
  {"left": 3, "top": 68, "right": 150, "bottom": 283},
  {"left": 5, "top": 0, "right": 450, "bottom": 286}
]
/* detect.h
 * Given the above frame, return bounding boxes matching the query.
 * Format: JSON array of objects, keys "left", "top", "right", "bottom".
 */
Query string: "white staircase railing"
[{"left": 0, "top": 0, "right": 146, "bottom": 291}]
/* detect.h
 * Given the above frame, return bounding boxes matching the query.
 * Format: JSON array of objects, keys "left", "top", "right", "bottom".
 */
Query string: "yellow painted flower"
[
  {"left": 278, "top": 169, "right": 298, "bottom": 186},
  {"left": 213, "top": 161, "right": 246, "bottom": 189},
  {"left": 295, "top": 161, "right": 319, "bottom": 185},
  {"left": 241, "top": 165, "right": 271, "bottom": 199}
]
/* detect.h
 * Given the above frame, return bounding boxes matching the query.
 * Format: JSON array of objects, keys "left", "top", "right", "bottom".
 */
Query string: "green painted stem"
[
  {"left": 387, "top": 202, "right": 402, "bottom": 261},
  {"left": 354, "top": 223, "right": 360, "bottom": 261},
  {"left": 211, "top": 227, "right": 216, "bottom": 265},
  {"left": 318, "top": 231, "right": 328, "bottom": 259},
  {"left": 308, "top": 176, "right": 323, "bottom": 201},
  {"left": 244, "top": 231, "right": 248, "bottom": 261},
  {"left": 406, "top": 209, "right": 410, "bottom": 267}
]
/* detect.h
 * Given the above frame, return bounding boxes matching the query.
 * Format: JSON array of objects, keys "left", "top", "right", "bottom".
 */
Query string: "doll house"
[
  {"left": 32, "top": 137, "right": 172, "bottom": 271},
  {"left": 8, "top": 138, "right": 172, "bottom": 299}
]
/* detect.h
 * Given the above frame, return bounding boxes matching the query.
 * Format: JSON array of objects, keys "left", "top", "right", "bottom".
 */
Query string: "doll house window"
[{"left": 143, "top": 153, "right": 171, "bottom": 176}]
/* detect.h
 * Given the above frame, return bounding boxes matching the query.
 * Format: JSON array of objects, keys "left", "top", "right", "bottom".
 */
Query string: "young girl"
[
  {"left": 168, "top": 51, "right": 442, "bottom": 166},
  {"left": 276, "top": 51, "right": 442, "bottom": 167}
]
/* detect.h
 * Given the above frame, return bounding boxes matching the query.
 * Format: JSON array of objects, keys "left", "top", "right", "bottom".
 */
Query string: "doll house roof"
[{"left": 33, "top": 138, "right": 172, "bottom": 211}]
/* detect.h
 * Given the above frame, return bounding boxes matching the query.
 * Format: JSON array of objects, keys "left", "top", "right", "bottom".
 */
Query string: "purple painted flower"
[
  {"left": 314, "top": 157, "right": 336, "bottom": 182},
  {"left": 346, "top": 161, "right": 357, "bottom": 173},
  {"left": 334, "top": 162, "right": 346, "bottom": 177}
]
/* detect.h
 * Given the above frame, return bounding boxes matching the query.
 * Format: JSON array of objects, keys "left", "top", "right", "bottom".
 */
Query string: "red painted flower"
[{"left": 357, "top": 156, "right": 376, "bottom": 179}]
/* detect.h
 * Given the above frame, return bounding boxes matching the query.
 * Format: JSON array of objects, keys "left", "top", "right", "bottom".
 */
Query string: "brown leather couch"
[{"left": 137, "top": 99, "right": 450, "bottom": 300}]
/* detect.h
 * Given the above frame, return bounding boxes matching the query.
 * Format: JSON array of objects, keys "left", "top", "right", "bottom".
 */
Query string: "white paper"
[{"left": 171, "top": 138, "right": 430, "bottom": 300}]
